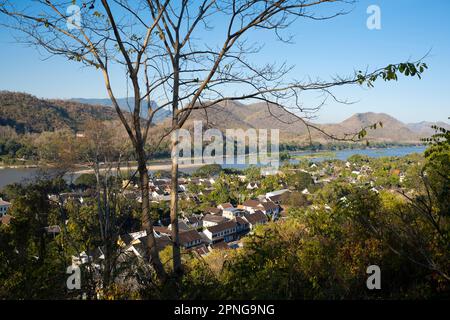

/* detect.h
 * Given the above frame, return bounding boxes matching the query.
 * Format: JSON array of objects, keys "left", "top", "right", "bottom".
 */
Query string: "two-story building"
[
  {"left": 179, "top": 230, "right": 203, "bottom": 249},
  {"left": 259, "top": 201, "right": 280, "bottom": 217},
  {"left": 222, "top": 207, "right": 246, "bottom": 220},
  {"left": 242, "top": 199, "right": 263, "bottom": 213},
  {"left": 203, "top": 221, "right": 237, "bottom": 244},
  {"left": 235, "top": 216, "right": 250, "bottom": 234},
  {"left": 242, "top": 199, "right": 280, "bottom": 216},
  {"left": 202, "top": 214, "right": 228, "bottom": 228},
  {"left": 0, "top": 198, "right": 11, "bottom": 217},
  {"left": 243, "top": 211, "right": 268, "bottom": 230}
]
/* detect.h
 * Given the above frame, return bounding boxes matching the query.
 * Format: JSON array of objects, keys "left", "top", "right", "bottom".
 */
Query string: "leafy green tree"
[
  {"left": 244, "top": 166, "right": 261, "bottom": 182},
  {"left": 347, "top": 154, "right": 370, "bottom": 165},
  {"left": 286, "top": 171, "right": 314, "bottom": 192},
  {"left": 74, "top": 173, "right": 97, "bottom": 189},
  {"left": 259, "top": 174, "right": 285, "bottom": 194},
  {"left": 280, "top": 151, "right": 291, "bottom": 162},
  {"left": 281, "top": 191, "right": 310, "bottom": 209},
  {"left": 192, "top": 164, "right": 223, "bottom": 178},
  {"left": 423, "top": 122, "right": 450, "bottom": 216},
  {"left": 0, "top": 179, "right": 68, "bottom": 299}
]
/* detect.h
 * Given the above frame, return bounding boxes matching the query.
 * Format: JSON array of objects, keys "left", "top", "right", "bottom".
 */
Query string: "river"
[{"left": 0, "top": 145, "right": 426, "bottom": 190}]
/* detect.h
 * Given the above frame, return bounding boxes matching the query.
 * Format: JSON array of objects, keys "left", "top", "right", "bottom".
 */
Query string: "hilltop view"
[{"left": 0, "top": 0, "right": 449, "bottom": 313}]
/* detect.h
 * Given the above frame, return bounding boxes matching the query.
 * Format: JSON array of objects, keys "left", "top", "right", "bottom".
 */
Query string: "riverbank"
[
  {"left": 0, "top": 145, "right": 426, "bottom": 189},
  {"left": 1, "top": 145, "right": 427, "bottom": 173},
  {"left": 0, "top": 164, "right": 40, "bottom": 170},
  {"left": 291, "top": 151, "right": 337, "bottom": 160},
  {"left": 72, "top": 162, "right": 206, "bottom": 175}
]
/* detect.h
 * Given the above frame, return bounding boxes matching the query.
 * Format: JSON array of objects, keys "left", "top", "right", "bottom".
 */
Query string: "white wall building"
[
  {"left": 203, "top": 221, "right": 237, "bottom": 244},
  {"left": 0, "top": 198, "right": 11, "bottom": 217}
]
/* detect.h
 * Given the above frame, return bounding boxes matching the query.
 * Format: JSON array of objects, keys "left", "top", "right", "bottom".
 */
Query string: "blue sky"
[{"left": 0, "top": 0, "right": 449, "bottom": 123}]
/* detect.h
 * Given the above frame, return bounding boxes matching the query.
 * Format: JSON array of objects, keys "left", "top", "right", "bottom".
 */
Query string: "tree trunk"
[
  {"left": 103, "top": 239, "right": 111, "bottom": 288},
  {"left": 137, "top": 151, "right": 167, "bottom": 282},
  {"left": 170, "top": 139, "right": 182, "bottom": 275},
  {"left": 170, "top": 53, "right": 183, "bottom": 276}
]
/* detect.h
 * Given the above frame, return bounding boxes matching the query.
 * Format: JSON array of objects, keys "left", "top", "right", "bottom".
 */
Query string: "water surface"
[{"left": 0, "top": 146, "right": 426, "bottom": 189}]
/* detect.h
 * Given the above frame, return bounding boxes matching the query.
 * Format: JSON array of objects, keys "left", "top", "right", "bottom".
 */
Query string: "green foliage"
[
  {"left": 74, "top": 173, "right": 97, "bottom": 189},
  {"left": 243, "top": 165, "right": 261, "bottom": 181},
  {"left": 197, "top": 193, "right": 446, "bottom": 299},
  {"left": 0, "top": 132, "right": 37, "bottom": 161},
  {"left": 347, "top": 154, "right": 370, "bottom": 165},
  {"left": 0, "top": 91, "right": 117, "bottom": 134},
  {"left": 285, "top": 171, "right": 314, "bottom": 192},
  {"left": 280, "top": 151, "right": 291, "bottom": 162},
  {"left": 281, "top": 191, "right": 310, "bottom": 209},
  {"left": 423, "top": 122, "right": 450, "bottom": 219},
  {"left": 259, "top": 174, "right": 285, "bottom": 194},
  {"left": 192, "top": 164, "right": 223, "bottom": 178},
  {"left": 357, "top": 62, "right": 428, "bottom": 88},
  {"left": 198, "top": 172, "right": 250, "bottom": 204},
  {"left": 0, "top": 179, "right": 68, "bottom": 299}
]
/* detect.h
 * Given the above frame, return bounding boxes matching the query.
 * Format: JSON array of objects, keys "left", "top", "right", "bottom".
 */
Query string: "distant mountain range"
[
  {"left": 321, "top": 112, "right": 421, "bottom": 143},
  {"left": 162, "top": 101, "right": 449, "bottom": 144},
  {"left": 1, "top": 91, "right": 448, "bottom": 144},
  {"left": 70, "top": 97, "right": 171, "bottom": 123},
  {"left": 406, "top": 121, "right": 450, "bottom": 137}
]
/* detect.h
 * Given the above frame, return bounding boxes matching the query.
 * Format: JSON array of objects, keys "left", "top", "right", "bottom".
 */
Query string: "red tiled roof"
[
  {"left": 235, "top": 216, "right": 248, "bottom": 225},
  {"left": 242, "top": 199, "right": 261, "bottom": 208},
  {"left": 0, "top": 198, "right": 11, "bottom": 206},
  {"left": 202, "top": 214, "right": 227, "bottom": 223},
  {"left": 179, "top": 230, "right": 202, "bottom": 245},
  {"left": 205, "top": 207, "right": 222, "bottom": 215},
  {"left": 207, "top": 220, "right": 237, "bottom": 234},
  {"left": 154, "top": 226, "right": 171, "bottom": 235},
  {"left": 244, "top": 211, "right": 267, "bottom": 225},
  {"left": 192, "top": 245, "right": 209, "bottom": 255},
  {"left": 260, "top": 201, "right": 278, "bottom": 211}
]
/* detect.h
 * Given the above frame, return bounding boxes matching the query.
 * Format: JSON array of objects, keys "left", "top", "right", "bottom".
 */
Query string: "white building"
[
  {"left": 202, "top": 214, "right": 228, "bottom": 228},
  {"left": 222, "top": 208, "right": 245, "bottom": 220},
  {"left": 0, "top": 198, "right": 11, "bottom": 217},
  {"left": 217, "top": 203, "right": 234, "bottom": 210},
  {"left": 242, "top": 199, "right": 280, "bottom": 216},
  {"left": 243, "top": 211, "right": 268, "bottom": 230},
  {"left": 203, "top": 221, "right": 237, "bottom": 244},
  {"left": 246, "top": 182, "right": 259, "bottom": 190},
  {"left": 179, "top": 230, "right": 203, "bottom": 249}
]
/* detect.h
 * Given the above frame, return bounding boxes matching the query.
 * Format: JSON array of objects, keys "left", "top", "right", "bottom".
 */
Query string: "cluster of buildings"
[
  {"left": 117, "top": 189, "right": 289, "bottom": 259},
  {"left": 2, "top": 154, "right": 416, "bottom": 283},
  {"left": 122, "top": 176, "right": 215, "bottom": 203}
]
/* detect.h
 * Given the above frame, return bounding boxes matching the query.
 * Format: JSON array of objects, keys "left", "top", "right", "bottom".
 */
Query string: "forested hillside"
[{"left": 0, "top": 91, "right": 117, "bottom": 133}]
